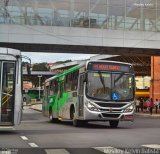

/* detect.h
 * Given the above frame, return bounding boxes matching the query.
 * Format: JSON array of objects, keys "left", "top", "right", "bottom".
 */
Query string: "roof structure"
[
  {"left": 51, "top": 55, "right": 151, "bottom": 76},
  {"left": 106, "top": 55, "right": 151, "bottom": 76}
]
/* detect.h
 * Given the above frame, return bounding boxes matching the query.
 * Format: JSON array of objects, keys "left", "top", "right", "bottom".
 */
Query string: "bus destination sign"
[
  {"left": 87, "top": 62, "right": 131, "bottom": 72},
  {"left": 93, "top": 64, "right": 120, "bottom": 71}
]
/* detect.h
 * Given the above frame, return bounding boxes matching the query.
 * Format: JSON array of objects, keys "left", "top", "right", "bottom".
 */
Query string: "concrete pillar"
[{"left": 150, "top": 56, "right": 160, "bottom": 101}]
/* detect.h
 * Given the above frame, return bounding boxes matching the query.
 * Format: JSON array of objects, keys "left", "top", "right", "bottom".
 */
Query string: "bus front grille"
[
  {"left": 102, "top": 113, "right": 120, "bottom": 118},
  {"left": 96, "top": 102, "right": 126, "bottom": 108}
]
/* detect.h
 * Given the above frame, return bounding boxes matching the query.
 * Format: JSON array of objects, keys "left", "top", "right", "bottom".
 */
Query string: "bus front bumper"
[{"left": 83, "top": 108, "right": 134, "bottom": 121}]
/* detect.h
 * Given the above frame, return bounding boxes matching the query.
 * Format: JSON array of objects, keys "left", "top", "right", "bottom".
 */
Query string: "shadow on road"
[
  {"left": 45, "top": 120, "right": 132, "bottom": 129},
  {"left": 0, "top": 130, "right": 19, "bottom": 135}
]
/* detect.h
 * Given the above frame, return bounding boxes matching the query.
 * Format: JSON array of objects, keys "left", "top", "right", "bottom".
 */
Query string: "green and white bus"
[
  {"left": 43, "top": 60, "right": 135, "bottom": 127},
  {"left": 23, "top": 89, "right": 44, "bottom": 102}
]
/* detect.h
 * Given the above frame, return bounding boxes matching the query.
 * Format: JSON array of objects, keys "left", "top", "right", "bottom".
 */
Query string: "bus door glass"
[
  {"left": 58, "top": 82, "right": 64, "bottom": 111},
  {"left": 78, "top": 73, "right": 85, "bottom": 117},
  {"left": 0, "top": 62, "right": 15, "bottom": 124}
]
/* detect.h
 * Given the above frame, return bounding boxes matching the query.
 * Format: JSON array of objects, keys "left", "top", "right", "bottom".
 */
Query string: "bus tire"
[
  {"left": 49, "top": 109, "right": 59, "bottom": 123},
  {"left": 73, "top": 118, "right": 80, "bottom": 127},
  {"left": 109, "top": 120, "right": 119, "bottom": 128},
  {"left": 70, "top": 106, "right": 80, "bottom": 127}
]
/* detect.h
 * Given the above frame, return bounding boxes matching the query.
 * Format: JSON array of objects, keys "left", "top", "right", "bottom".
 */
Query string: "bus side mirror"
[{"left": 27, "top": 64, "right": 31, "bottom": 75}]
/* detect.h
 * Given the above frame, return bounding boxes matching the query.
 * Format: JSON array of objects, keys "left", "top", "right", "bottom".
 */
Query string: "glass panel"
[
  {"left": 158, "top": 0, "right": 160, "bottom": 9},
  {"left": 1, "top": 63, "right": 15, "bottom": 123},
  {"left": 90, "top": 0, "right": 108, "bottom": 28},
  {"left": 157, "top": 10, "right": 160, "bottom": 32},
  {"left": 71, "top": 0, "right": 89, "bottom": 28},
  {"left": 107, "top": 0, "right": 125, "bottom": 30},
  {"left": 126, "top": 0, "right": 157, "bottom": 31},
  {"left": 86, "top": 72, "right": 134, "bottom": 101},
  {"left": 112, "top": 74, "right": 134, "bottom": 101},
  {"left": 86, "top": 72, "right": 112, "bottom": 100},
  {"left": 50, "top": 0, "right": 70, "bottom": 27},
  {"left": 144, "top": 8, "right": 156, "bottom": 31},
  {"left": 126, "top": 0, "right": 141, "bottom": 31}
]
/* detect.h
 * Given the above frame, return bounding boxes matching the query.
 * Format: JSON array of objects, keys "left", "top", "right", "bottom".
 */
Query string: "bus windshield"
[{"left": 86, "top": 72, "right": 134, "bottom": 101}]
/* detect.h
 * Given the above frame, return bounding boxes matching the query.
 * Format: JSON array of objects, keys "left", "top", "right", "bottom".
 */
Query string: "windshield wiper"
[
  {"left": 98, "top": 71, "right": 106, "bottom": 91},
  {"left": 114, "top": 72, "right": 124, "bottom": 83}
]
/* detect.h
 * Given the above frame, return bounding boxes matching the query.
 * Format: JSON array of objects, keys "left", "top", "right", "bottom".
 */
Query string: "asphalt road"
[{"left": 0, "top": 107, "right": 160, "bottom": 154}]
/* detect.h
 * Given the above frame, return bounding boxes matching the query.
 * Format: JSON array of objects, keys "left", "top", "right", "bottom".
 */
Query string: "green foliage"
[
  {"left": 56, "top": 60, "right": 72, "bottom": 64},
  {"left": 32, "top": 63, "right": 49, "bottom": 71}
]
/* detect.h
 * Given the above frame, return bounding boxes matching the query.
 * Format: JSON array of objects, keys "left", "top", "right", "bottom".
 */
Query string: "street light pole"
[{"left": 38, "top": 75, "right": 42, "bottom": 100}]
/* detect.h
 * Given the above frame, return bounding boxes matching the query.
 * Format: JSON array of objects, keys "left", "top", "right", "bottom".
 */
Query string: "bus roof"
[
  {"left": 87, "top": 60, "right": 132, "bottom": 66},
  {"left": 0, "top": 48, "right": 21, "bottom": 56},
  {"left": 45, "top": 60, "right": 133, "bottom": 84},
  {"left": 45, "top": 63, "right": 85, "bottom": 83}
]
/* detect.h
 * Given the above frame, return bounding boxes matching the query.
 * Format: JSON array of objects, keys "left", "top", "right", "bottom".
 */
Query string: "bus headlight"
[
  {"left": 86, "top": 101, "right": 99, "bottom": 111},
  {"left": 124, "top": 104, "right": 134, "bottom": 112}
]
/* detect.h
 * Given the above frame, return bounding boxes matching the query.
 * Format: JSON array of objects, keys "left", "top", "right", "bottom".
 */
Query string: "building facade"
[
  {"left": 0, "top": 0, "right": 160, "bottom": 51},
  {"left": 0, "top": 0, "right": 159, "bottom": 32}
]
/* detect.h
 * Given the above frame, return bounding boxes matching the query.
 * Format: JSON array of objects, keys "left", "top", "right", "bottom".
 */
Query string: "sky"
[{"left": 22, "top": 52, "right": 96, "bottom": 64}]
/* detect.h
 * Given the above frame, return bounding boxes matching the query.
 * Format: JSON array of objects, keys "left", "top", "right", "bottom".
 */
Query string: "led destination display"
[{"left": 87, "top": 62, "right": 132, "bottom": 73}]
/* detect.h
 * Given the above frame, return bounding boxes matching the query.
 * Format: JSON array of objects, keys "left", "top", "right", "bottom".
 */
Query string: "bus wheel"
[
  {"left": 49, "top": 109, "right": 54, "bottom": 122},
  {"left": 109, "top": 120, "right": 119, "bottom": 128},
  {"left": 73, "top": 118, "right": 80, "bottom": 127},
  {"left": 49, "top": 109, "right": 59, "bottom": 123}
]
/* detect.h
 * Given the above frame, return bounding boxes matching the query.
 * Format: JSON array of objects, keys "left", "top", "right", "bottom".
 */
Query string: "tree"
[
  {"left": 32, "top": 63, "right": 49, "bottom": 71},
  {"left": 56, "top": 60, "right": 72, "bottom": 64}
]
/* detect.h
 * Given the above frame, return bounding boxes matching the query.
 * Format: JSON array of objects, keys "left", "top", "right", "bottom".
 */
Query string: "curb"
[
  {"left": 29, "top": 107, "right": 42, "bottom": 112},
  {"left": 135, "top": 114, "right": 160, "bottom": 118}
]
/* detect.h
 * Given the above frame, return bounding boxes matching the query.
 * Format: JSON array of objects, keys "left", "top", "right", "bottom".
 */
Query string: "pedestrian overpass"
[{"left": 0, "top": 0, "right": 160, "bottom": 55}]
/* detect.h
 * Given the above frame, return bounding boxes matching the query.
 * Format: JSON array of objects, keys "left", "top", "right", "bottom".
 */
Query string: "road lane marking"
[
  {"left": 28, "top": 143, "right": 39, "bottom": 148},
  {"left": 141, "top": 144, "right": 160, "bottom": 149},
  {"left": 94, "top": 146, "right": 130, "bottom": 154},
  {"left": 45, "top": 149, "right": 70, "bottom": 154},
  {"left": 0, "top": 151, "right": 11, "bottom": 154},
  {"left": 20, "top": 136, "right": 29, "bottom": 141}
]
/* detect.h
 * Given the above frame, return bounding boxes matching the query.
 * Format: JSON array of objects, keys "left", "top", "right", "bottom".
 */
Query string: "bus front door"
[
  {"left": 0, "top": 62, "right": 15, "bottom": 125},
  {"left": 78, "top": 74, "right": 85, "bottom": 117}
]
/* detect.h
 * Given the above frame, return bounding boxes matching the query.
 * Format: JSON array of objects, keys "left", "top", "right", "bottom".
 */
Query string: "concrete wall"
[{"left": 1, "top": 24, "right": 160, "bottom": 50}]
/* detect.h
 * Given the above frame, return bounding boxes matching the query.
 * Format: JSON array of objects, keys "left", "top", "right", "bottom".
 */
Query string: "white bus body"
[{"left": 0, "top": 48, "right": 22, "bottom": 126}]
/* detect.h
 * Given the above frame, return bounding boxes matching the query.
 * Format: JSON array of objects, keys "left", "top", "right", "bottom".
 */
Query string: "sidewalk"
[
  {"left": 30, "top": 103, "right": 42, "bottom": 112},
  {"left": 25, "top": 101, "right": 42, "bottom": 112},
  {"left": 29, "top": 103, "right": 160, "bottom": 118},
  {"left": 135, "top": 111, "right": 160, "bottom": 118}
]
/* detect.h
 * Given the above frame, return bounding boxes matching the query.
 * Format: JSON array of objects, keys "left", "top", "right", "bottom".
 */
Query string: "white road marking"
[
  {"left": 45, "top": 149, "right": 70, "bottom": 154},
  {"left": 0, "top": 127, "right": 14, "bottom": 130},
  {"left": 20, "top": 136, "right": 29, "bottom": 141},
  {"left": 0, "top": 151, "right": 11, "bottom": 154},
  {"left": 141, "top": 144, "right": 160, "bottom": 149},
  {"left": 94, "top": 146, "right": 130, "bottom": 154},
  {"left": 28, "top": 143, "right": 39, "bottom": 148}
]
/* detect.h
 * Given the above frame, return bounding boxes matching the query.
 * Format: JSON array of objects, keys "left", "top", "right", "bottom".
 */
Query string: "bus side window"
[
  {"left": 59, "top": 82, "right": 64, "bottom": 98},
  {"left": 71, "top": 70, "right": 79, "bottom": 91},
  {"left": 64, "top": 75, "right": 71, "bottom": 92},
  {"left": 49, "top": 81, "right": 54, "bottom": 95},
  {"left": 49, "top": 80, "right": 58, "bottom": 96}
]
